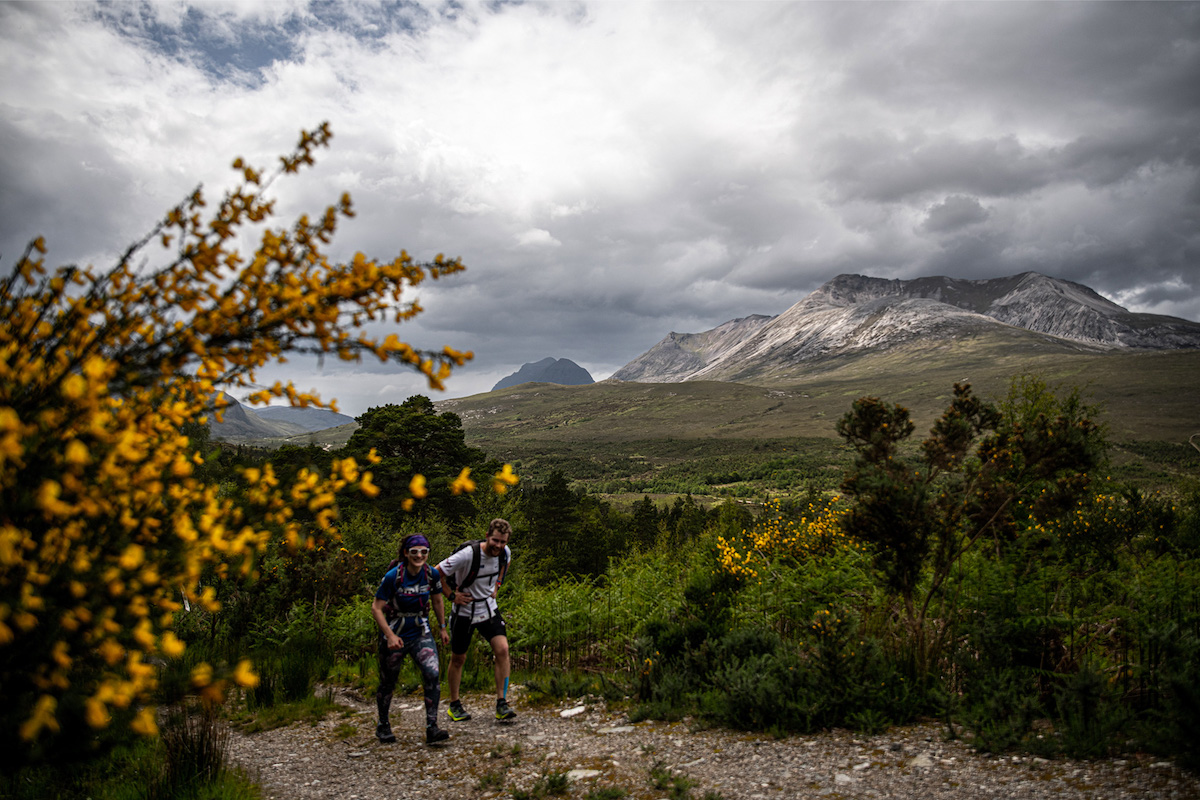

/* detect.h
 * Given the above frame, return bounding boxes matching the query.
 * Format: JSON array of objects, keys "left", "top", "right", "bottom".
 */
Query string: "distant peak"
[{"left": 492, "top": 357, "right": 595, "bottom": 391}]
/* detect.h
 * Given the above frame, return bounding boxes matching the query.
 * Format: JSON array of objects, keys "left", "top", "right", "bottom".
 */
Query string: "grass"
[
  {"left": 445, "top": 348, "right": 1200, "bottom": 447},
  {"left": 227, "top": 692, "right": 349, "bottom": 734},
  {"left": 511, "top": 771, "right": 572, "bottom": 799},
  {"left": 584, "top": 789, "right": 628, "bottom": 800},
  {"left": 649, "top": 761, "right": 697, "bottom": 799},
  {"left": 477, "top": 770, "right": 506, "bottom": 791}
]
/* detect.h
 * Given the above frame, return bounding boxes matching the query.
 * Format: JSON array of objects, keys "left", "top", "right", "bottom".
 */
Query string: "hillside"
[
  {"left": 209, "top": 394, "right": 309, "bottom": 440},
  {"left": 442, "top": 346, "right": 1200, "bottom": 448},
  {"left": 250, "top": 405, "right": 355, "bottom": 432}
]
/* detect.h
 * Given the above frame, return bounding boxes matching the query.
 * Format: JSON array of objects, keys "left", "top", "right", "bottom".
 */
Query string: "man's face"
[{"left": 483, "top": 531, "right": 509, "bottom": 557}]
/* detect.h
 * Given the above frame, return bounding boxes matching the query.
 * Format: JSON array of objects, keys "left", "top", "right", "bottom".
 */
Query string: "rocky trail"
[{"left": 226, "top": 687, "right": 1200, "bottom": 800}]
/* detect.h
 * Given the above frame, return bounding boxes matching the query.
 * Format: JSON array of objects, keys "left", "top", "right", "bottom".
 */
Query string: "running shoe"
[
  {"left": 495, "top": 698, "right": 517, "bottom": 721},
  {"left": 376, "top": 722, "right": 396, "bottom": 743},
  {"left": 447, "top": 700, "right": 471, "bottom": 722}
]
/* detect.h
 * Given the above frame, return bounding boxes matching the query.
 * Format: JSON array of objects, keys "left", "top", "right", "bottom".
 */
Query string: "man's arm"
[{"left": 430, "top": 593, "right": 449, "bottom": 645}]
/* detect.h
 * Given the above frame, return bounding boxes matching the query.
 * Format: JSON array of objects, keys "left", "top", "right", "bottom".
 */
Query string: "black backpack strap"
[{"left": 459, "top": 540, "right": 484, "bottom": 591}]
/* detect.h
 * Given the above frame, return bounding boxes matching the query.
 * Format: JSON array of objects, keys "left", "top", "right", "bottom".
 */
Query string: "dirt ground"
[{"left": 226, "top": 686, "right": 1200, "bottom": 800}]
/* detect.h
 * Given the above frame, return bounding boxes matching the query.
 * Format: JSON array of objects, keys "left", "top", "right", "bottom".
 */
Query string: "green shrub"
[
  {"left": 1054, "top": 660, "right": 1128, "bottom": 759},
  {"left": 959, "top": 668, "right": 1043, "bottom": 753}
]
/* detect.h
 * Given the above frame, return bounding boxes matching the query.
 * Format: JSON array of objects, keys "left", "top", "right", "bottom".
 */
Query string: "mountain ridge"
[
  {"left": 613, "top": 272, "right": 1200, "bottom": 384},
  {"left": 209, "top": 396, "right": 354, "bottom": 441}
]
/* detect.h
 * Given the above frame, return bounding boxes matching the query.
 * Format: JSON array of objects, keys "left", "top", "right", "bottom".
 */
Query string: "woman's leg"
[
  {"left": 411, "top": 630, "right": 442, "bottom": 729},
  {"left": 376, "top": 641, "right": 404, "bottom": 726}
]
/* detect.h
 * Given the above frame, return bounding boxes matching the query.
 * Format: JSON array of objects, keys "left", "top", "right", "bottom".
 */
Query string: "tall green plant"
[{"left": 837, "top": 378, "right": 1105, "bottom": 672}]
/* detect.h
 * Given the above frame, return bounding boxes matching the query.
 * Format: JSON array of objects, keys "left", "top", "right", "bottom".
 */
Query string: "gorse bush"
[
  {"left": 0, "top": 124, "right": 525, "bottom": 768},
  {"left": 715, "top": 497, "right": 862, "bottom": 580}
]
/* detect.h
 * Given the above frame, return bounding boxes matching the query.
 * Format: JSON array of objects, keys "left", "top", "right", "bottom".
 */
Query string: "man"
[
  {"left": 437, "top": 518, "right": 517, "bottom": 722},
  {"left": 371, "top": 534, "right": 451, "bottom": 744}
]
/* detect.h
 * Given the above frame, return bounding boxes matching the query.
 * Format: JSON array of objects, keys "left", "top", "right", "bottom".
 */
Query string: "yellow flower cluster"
[
  {"left": 716, "top": 498, "right": 862, "bottom": 579},
  {"left": 1031, "top": 489, "right": 1175, "bottom": 545},
  {"left": 492, "top": 463, "right": 520, "bottom": 495},
  {"left": 0, "top": 124, "right": 471, "bottom": 745},
  {"left": 400, "top": 464, "right": 519, "bottom": 510}
]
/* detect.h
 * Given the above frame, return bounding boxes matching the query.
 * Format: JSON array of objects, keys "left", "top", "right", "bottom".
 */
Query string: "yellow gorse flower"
[
  {"left": 409, "top": 474, "right": 428, "bottom": 499},
  {"left": 450, "top": 468, "right": 475, "bottom": 495},
  {"left": 715, "top": 498, "right": 860, "bottom": 580},
  {"left": 492, "top": 464, "right": 520, "bottom": 494}
]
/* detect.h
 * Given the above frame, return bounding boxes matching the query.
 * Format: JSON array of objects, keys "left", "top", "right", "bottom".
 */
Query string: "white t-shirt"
[{"left": 437, "top": 543, "right": 511, "bottom": 623}]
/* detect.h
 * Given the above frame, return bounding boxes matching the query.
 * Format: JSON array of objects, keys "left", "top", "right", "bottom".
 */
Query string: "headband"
[{"left": 403, "top": 534, "right": 430, "bottom": 551}]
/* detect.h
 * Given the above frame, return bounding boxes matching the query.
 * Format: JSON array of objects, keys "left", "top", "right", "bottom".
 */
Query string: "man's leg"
[
  {"left": 446, "top": 615, "right": 472, "bottom": 721},
  {"left": 490, "top": 633, "right": 516, "bottom": 720},
  {"left": 489, "top": 634, "right": 510, "bottom": 700}
]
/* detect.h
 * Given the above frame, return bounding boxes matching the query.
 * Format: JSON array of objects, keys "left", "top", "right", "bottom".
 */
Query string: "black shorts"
[{"left": 449, "top": 610, "right": 507, "bottom": 655}]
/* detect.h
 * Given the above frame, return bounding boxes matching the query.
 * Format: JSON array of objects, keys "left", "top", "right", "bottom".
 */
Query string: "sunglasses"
[{"left": 407, "top": 547, "right": 429, "bottom": 557}]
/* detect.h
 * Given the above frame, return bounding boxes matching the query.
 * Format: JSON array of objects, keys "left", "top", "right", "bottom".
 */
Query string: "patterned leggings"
[{"left": 377, "top": 630, "right": 441, "bottom": 729}]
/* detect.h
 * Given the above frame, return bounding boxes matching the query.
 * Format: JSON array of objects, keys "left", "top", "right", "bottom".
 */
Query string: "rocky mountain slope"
[
  {"left": 493, "top": 357, "right": 594, "bottom": 391},
  {"left": 250, "top": 405, "right": 355, "bottom": 432},
  {"left": 207, "top": 394, "right": 303, "bottom": 440},
  {"left": 613, "top": 272, "right": 1200, "bottom": 384},
  {"left": 209, "top": 395, "right": 353, "bottom": 441}
]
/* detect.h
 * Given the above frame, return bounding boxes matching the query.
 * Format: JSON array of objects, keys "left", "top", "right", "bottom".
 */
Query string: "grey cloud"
[
  {"left": 920, "top": 195, "right": 989, "bottom": 234},
  {"left": 820, "top": 132, "right": 1052, "bottom": 204},
  {"left": 0, "top": 113, "right": 138, "bottom": 269},
  {"left": 836, "top": 4, "right": 1200, "bottom": 121},
  {"left": 1121, "top": 279, "right": 1198, "bottom": 314}
]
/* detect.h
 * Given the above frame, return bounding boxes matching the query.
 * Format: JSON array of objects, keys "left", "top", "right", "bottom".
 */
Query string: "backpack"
[
  {"left": 445, "top": 540, "right": 509, "bottom": 594},
  {"left": 385, "top": 562, "right": 432, "bottom": 619}
]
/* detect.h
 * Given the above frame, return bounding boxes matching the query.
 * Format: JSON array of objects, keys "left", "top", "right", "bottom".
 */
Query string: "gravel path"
[{"left": 226, "top": 687, "right": 1200, "bottom": 800}]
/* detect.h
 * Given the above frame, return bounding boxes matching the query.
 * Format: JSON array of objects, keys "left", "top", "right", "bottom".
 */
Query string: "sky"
[{"left": 3, "top": 1, "right": 1199, "bottom": 417}]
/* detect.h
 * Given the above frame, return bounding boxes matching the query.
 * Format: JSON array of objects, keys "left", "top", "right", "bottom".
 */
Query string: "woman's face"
[{"left": 406, "top": 545, "right": 429, "bottom": 565}]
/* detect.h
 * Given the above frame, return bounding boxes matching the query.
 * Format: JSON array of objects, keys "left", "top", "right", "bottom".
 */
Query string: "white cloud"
[{"left": 516, "top": 228, "right": 561, "bottom": 248}]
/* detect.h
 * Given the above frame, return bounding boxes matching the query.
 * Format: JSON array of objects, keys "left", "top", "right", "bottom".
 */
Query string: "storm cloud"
[{"left": 2, "top": 1, "right": 1197, "bottom": 413}]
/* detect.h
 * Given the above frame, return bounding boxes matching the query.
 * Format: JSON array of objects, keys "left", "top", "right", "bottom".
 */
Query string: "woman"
[{"left": 370, "top": 534, "right": 451, "bottom": 744}]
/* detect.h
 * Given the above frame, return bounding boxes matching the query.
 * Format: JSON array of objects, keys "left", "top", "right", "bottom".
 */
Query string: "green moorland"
[
  {"left": 236, "top": 346, "right": 1200, "bottom": 496},
  {"left": 438, "top": 346, "right": 1200, "bottom": 494}
]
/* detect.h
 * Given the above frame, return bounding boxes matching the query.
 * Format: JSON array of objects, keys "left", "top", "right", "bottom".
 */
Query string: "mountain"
[
  {"left": 208, "top": 394, "right": 308, "bottom": 440},
  {"left": 613, "top": 272, "right": 1200, "bottom": 384},
  {"left": 608, "top": 315, "right": 774, "bottom": 383},
  {"left": 492, "top": 357, "right": 595, "bottom": 391},
  {"left": 251, "top": 405, "right": 355, "bottom": 432},
  {"left": 208, "top": 395, "right": 353, "bottom": 441}
]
